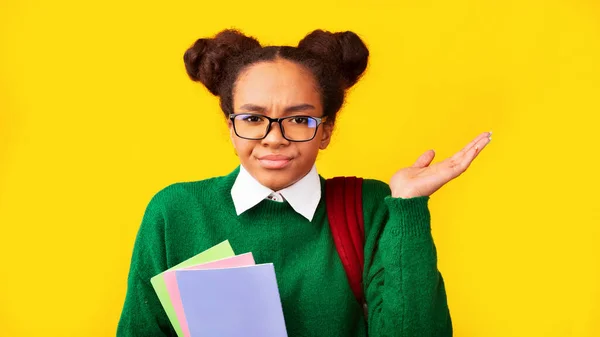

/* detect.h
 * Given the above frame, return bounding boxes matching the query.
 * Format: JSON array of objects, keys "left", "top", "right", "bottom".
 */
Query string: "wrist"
[{"left": 391, "top": 188, "right": 420, "bottom": 199}]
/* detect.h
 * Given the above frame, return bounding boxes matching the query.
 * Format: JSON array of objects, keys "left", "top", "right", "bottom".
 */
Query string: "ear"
[
  {"left": 319, "top": 122, "right": 333, "bottom": 150},
  {"left": 228, "top": 119, "right": 235, "bottom": 141},
  {"left": 228, "top": 119, "right": 238, "bottom": 156}
]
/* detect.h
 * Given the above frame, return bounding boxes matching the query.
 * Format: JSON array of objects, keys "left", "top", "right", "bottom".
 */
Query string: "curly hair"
[{"left": 183, "top": 29, "right": 369, "bottom": 125}]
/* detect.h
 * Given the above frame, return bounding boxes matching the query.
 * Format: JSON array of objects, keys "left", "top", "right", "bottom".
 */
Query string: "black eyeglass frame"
[{"left": 228, "top": 113, "right": 326, "bottom": 142}]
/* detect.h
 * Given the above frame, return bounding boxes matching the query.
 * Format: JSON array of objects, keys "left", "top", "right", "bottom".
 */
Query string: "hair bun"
[
  {"left": 184, "top": 29, "right": 261, "bottom": 95},
  {"left": 298, "top": 30, "right": 369, "bottom": 89}
]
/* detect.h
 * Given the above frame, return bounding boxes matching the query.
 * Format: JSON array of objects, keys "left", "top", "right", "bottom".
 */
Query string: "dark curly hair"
[{"left": 183, "top": 29, "right": 369, "bottom": 125}]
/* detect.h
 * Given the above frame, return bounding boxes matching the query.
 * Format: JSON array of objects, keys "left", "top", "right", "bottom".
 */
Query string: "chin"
[{"left": 256, "top": 170, "right": 296, "bottom": 191}]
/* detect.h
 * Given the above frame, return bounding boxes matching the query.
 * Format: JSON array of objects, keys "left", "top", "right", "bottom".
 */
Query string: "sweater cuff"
[{"left": 384, "top": 196, "right": 431, "bottom": 237}]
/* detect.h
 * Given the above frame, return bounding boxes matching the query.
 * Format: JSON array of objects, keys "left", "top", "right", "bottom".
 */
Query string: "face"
[{"left": 229, "top": 58, "right": 332, "bottom": 191}]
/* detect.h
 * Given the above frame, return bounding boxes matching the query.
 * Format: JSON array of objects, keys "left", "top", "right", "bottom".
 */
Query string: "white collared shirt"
[{"left": 231, "top": 165, "right": 321, "bottom": 221}]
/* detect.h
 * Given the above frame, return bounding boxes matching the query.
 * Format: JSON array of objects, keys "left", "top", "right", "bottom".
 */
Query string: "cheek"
[
  {"left": 296, "top": 141, "right": 321, "bottom": 163},
  {"left": 232, "top": 138, "right": 255, "bottom": 157}
]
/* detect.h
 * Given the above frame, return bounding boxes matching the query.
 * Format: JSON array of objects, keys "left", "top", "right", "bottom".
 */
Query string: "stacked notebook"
[{"left": 150, "top": 241, "right": 288, "bottom": 337}]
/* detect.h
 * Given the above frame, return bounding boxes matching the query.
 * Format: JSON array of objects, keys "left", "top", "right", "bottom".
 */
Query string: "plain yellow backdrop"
[{"left": 1, "top": 0, "right": 599, "bottom": 336}]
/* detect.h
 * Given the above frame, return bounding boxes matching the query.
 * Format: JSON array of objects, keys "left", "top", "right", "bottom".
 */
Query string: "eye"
[
  {"left": 289, "top": 117, "right": 310, "bottom": 125},
  {"left": 240, "top": 114, "right": 265, "bottom": 123}
]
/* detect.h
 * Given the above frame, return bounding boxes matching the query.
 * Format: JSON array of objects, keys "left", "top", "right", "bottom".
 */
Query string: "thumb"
[{"left": 412, "top": 150, "right": 435, "bottom": 168}]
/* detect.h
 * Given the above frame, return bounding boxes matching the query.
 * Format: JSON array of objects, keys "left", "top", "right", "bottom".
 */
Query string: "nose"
[{"left": 261, "top": 120, "right": 289, "bottom": 147}]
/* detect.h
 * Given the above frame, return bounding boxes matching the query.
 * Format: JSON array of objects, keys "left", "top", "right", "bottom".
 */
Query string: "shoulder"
[
  {"left": 145, "top": 167, "right": 240, "bottom": 214},
  {"left": 153, "top": 176, "right": 223, "bottom": 200},
  {"left": 322, "top": 176, "right": 390, "bottom": 204},
  {"left": 360, "top": 178, "right": 391, "bottom": 224},
  {"left": 361, "top": 178, "right": 391, "bottom": 202}
]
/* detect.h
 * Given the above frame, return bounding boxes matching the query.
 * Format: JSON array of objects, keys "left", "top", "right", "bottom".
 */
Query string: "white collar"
[{"left": 230, "top": 165, "right": 321, "bottom": 221}]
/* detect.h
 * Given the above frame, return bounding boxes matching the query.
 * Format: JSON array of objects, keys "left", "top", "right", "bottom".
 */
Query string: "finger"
[
  {"left": 412, "top": 150, "right": 436, "bottom": 168},
  {"left": 457, "top": 131, "right": 491, "bottom": 156},
  {"left": 454, "top": 136, "right": 491, "bottom": 172},
  {"left": 452, "top": 131, "right": 492, "bottom": 160}
]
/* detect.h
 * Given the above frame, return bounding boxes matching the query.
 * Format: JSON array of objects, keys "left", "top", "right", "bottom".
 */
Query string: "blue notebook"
[{"left": 176, "top": 263, "right": 288, "bottom": 337}]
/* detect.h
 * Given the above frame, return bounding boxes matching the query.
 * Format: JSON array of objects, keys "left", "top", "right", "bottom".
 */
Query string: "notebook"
[
  {"left": 150, "top": 240, "right": 235, "bottom": 337},
  {"left": 176, "top": 263, "right": 288, "bottom": 337},
  {"left": 163, "top": 253, "right": 256, "bottom": 337}
]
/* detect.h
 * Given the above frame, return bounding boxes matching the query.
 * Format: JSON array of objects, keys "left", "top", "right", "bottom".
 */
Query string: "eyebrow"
[{"left": 238, "top": 104, "right": 316, "bottom": 114}]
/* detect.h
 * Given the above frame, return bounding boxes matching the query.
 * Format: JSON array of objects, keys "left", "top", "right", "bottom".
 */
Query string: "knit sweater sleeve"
[
  {"left": 362, "top": 180, "right": 452, "bottom": 336},
  {"left": 117, "top": 188, "right": 177, "bottom": 337}
]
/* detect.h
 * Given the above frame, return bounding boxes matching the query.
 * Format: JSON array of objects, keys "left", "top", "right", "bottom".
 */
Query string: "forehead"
[{"left": 233, "top": 59, "right": 322, "bottom": 110}]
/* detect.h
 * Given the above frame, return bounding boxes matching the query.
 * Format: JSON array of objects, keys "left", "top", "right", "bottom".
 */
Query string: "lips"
[{"left": 257, "top": 154, "right": 292, "bottom": 169}]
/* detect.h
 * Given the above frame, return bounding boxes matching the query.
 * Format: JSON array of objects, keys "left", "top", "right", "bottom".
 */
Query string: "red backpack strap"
[{"left": 326, "top": 176, "right": 365, "bottom": 305}]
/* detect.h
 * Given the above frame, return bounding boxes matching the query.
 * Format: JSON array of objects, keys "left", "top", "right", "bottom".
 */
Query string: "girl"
[{"left": 117, "top": 29, "right": 491, "bottom": 337}]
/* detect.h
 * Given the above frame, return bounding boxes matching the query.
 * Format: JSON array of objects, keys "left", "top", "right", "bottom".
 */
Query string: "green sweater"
[{"left": 117, "top": 167, "right": 452, "bottom": 336}]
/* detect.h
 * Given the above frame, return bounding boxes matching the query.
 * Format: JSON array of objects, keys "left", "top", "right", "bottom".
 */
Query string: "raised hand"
[{"left": 389, "top": 132, "right": 492, "bottom": 199}]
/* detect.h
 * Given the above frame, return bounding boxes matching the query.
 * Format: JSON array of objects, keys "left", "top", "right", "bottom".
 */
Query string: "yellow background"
[{"left": 1, "top": 0, "right": 599, "bottom": 336}]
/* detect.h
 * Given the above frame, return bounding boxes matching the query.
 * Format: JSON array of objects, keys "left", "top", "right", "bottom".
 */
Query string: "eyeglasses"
[{"left": 229, "top": 113, "right": 325, "bottom": 142}]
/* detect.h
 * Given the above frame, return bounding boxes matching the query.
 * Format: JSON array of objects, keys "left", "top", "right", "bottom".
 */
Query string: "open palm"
[{"left": 390, "top": 132, "right": 492, "bottom": 199}]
